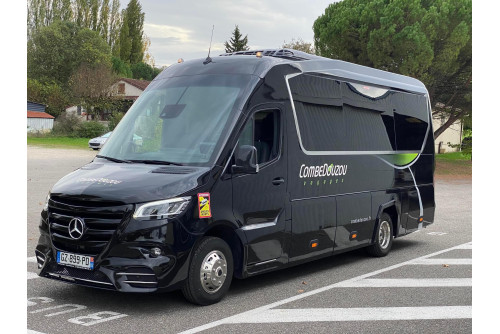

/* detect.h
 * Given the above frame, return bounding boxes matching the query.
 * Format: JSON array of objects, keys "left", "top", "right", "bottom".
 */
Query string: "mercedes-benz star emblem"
[{"left": 68, "top": 218, "right": 85, "bottom": 240}]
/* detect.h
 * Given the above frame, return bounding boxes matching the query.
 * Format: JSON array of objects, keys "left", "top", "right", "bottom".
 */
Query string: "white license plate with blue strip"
[{"left": 57, "top": 251, "right": 94, "bottom": 270}]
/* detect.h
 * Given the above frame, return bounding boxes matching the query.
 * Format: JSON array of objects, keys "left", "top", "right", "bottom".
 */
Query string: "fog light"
[{"left": 150, "top": 247, "right": 162, "bottom": 257}]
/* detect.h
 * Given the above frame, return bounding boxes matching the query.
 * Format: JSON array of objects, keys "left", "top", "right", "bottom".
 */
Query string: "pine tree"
[{"left": 224, "top": 25, "right": 249, "bottom": 53}]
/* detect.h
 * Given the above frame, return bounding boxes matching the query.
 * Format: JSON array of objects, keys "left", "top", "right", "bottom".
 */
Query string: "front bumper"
[{"left": 36, "top": 209, "right": 199, "bottom": 292}]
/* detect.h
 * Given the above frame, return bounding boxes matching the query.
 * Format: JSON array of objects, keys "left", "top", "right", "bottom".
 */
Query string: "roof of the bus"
[{"left": 156, "top": 49, "right": 428, "bottom": 95}]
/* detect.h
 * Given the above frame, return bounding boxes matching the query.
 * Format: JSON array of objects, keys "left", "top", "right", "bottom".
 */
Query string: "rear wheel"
[
  {"left": 182, "top": 237, "right": 233, "bottom": 305},
  {"left": 366, "top": 213, "right": 393, "bottom": 257}
]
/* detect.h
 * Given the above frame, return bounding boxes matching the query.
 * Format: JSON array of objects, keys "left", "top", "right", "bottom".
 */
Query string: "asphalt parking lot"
[{"left": 27, "top": 146, "right": 472, "bottom": 334}]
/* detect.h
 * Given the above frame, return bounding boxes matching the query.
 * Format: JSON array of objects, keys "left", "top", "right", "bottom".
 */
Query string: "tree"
[
  {"left": 313, "top": 0, "right": 472, "bottom": 139},
  {"left": 112, "top": 56, "right": 132, "bottom": 77},
  {"left": 28, "top": 21, "right": 112, "bottom": 86},
  {"left": 119, "top": 0, "right": 145, "bottom": 64},
  {"left": 28, "top": 78, "right": 71, "bottom": 118},
  {"left": 109, "top": 0, "right": 122, "bottom": 54},
  {"left": 69, "top": 62, "right": 117, "bottom": 118},
  {"left": 224, "top": 25, "right": 249, "bottom": 53},
  {"left": 282, "top": 38, "right": 314, "bottom": 54},
  {"left": 119, "top": 12, "right": 132, "bottom": 62},
  {"left": 131, "top": 62, "right": 153, "bottom": 80}
]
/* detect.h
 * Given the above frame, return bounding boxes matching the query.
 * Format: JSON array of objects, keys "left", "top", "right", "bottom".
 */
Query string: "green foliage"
[
  {"left": 112, "top": 56, "right": 132, "bottom": 77},
  {"left": 27, "top": 78, "right": 71, "bottom": 118},
  {"left": 131, "top": 62, "right": 153, "bottom": 80},
  {"left": 52, "top": 113, "right": 82, "bottom": 136},
  {"left": 28, "top": 21, "right": 112, "bottom": 86},
  {"left": 224, "top": 25, "right": 249, "bottom": 53},
  {"left": 313, "top": 0, "right": 472, "bottom": 138},
  {"left": 76, "top": 121, "right": 108, "bottom": 138},
  {"left": 108, "top": 111, "right": 125, "bottom": 130},
  {"left": 119, "top": 0, "right": 145, "bottom": 64}
]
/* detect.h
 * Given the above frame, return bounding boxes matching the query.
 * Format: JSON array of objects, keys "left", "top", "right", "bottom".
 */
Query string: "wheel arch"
[
  {"left": 203, "top": 221, "right": 246, "bottom": 279},
  {"left": 374, "top": 200, "right": 400, "bottom": 242}
]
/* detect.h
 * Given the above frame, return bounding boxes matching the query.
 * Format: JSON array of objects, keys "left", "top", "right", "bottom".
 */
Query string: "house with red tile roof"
[{"left": 27, "top": 101, "right": 54, "bottom": 132}]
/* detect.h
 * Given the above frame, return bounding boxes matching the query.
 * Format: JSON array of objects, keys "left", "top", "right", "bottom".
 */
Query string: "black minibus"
[{"left": 35, "top": 49, "right": 435, "bottom": 305}]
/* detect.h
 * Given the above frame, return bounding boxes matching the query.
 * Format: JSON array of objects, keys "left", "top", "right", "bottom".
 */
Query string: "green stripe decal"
[{"left": 380, "top": 153, "right": 419, "bottom": 167}]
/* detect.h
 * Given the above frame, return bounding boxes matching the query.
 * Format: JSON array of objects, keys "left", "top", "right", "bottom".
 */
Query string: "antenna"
[{"left": 204, "top": 25, "right": 215, "bottom": 65}]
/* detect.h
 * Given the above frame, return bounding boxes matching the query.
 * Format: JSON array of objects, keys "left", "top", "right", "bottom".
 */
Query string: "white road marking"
[
  {"left": 179, "top": 241, "right": 472, "bottom": 334},
  {"left": 427, "top": 232, "right": 448, "bottom": 236},
  {"left": 68, "top": 311, "right": 128, "bottom": 326},
  {"left": 27, "top": 330, "right": 46, "bottom": 334},
  {"left": 28, "top": 272, "right": 39, "bottom": 280},
  {"left": 28, "top": 256, "right": 37, "bottom": 263},
  {"left": 30, "top": 304, "right": 87, "bottom": 317},
  {"left": 410, "top": 258, "right": 472, "bottom": 265},
  {"left": 335, "top": 278, "right": 471, "bottom": 288},
  {"left": 455, "top": 243, "right": 472, "bottom": 250},
  {"left": 227, "top": 306, "right": 472, "bottom": 323}
]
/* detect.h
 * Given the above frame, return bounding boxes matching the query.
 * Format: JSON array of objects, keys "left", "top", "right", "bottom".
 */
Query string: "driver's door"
[{"left": 231, "top": 108, "right": 288, "bottom": 272}]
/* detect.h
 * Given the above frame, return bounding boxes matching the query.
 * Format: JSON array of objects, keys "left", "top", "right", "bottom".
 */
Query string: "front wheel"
[
  {"left": 182, "top": 237, "right": 233, "bottom": 305},
  {"left": 366, "top": 213, "right": 393, "bottom": 257}
]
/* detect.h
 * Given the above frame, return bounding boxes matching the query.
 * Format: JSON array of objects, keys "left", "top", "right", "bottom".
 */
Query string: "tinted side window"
[
  {"left": 289, "top": 75, "right": 345, "bottom": 151},
  {"left": 342, "top": 82, "right": 395, "bottom": 151},
  {"left": 237, "top": 109, "right": 280, "bottom": 164},
  {"left": 390, "top": 92, "right": 428, "bottom": 151}
]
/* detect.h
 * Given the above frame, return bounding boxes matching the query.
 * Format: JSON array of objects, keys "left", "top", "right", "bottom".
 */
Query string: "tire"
[
  {"left": 182, "top": 237, "right": 233, "bottom": 305},
  {"left": 366, "top": 213, "right": 393, "bottom": 257}
]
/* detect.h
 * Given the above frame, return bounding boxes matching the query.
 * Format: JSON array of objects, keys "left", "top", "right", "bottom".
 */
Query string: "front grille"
[
  {"left": 89, "top": 142, "right": 100, "bottom": 147},
  {"left": 48, "top": 197, "right": 132, "bottom": 256}
]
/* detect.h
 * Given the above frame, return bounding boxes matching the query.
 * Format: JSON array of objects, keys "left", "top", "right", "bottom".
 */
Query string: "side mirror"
[{"left": 232, "top": 145, "right": 259, "bottom": 174}]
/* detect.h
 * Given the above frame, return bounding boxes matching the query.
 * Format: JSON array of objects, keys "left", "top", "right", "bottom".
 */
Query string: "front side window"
[
  {"left": 237, "top": 109, "right": 280, "bottom": 164},
  {"left": 99, "top": 74, "right": 259, "bottom": 166}
]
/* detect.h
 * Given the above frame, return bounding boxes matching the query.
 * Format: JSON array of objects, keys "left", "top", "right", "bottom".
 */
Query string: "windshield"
[{"left": 100, "top": 74, "right": 259, "bottom": 166}]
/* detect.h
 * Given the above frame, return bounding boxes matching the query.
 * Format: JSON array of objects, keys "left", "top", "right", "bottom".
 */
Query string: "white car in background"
[{"left": 88, "top": 132, "right": 143, "bottom": 150}]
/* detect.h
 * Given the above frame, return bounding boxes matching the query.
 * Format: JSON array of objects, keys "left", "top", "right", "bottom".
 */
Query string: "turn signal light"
[
  {"left": 311, "top": 242, "right": 318, "bottom": 248},
  {"left": 351, "top": 233, "right": 357, "bottom": 239},
  {"left": 419, "top": 217, "right": 424, "bottom": 222}
]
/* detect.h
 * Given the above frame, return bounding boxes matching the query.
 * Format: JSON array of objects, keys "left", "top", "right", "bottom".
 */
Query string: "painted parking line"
[
  {"left": 28, "top": 272, "right": 39, "bottom": 280},
  {"left": 335, "top": 278, "right": 471, "bottom": 288},
  {"left": 410, "top": 258, "right": 472, "bottom": 265},
  {"left": 27, "top": 330, "right": 46, "bottom": 334},
  {"left": 179, "top": 241, "right": 472, "bottom": 334},
  {"left": 28, "top": 256, "right": 37, "bottom": 263},
  {"left": 226, "top": 306, "right": 472, "bottom": 323}
]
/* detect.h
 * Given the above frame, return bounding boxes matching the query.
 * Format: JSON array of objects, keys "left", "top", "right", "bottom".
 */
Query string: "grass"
[
  {"left": 27, "top": 136, "right": 91, "bottom": 150},
  {"left": 435, "top": 151, "right": 471, "bottom": 162},
  {"left": 435, "top": 151, "right": 472, "bottom": 178}
]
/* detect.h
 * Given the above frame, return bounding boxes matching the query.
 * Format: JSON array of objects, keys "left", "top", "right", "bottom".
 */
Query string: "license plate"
[{"left": 57, "top": 251, "right": 94, "bottom": 270}]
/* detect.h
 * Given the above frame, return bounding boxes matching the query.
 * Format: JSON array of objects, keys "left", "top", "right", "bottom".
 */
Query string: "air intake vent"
[{"left": 151, "top": 167, "right": 196, "bottom": 174}]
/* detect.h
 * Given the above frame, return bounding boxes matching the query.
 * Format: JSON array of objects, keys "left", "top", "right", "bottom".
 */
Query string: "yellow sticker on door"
[{"left": 198, "top": 193, "right": 212, "bottom": 218}]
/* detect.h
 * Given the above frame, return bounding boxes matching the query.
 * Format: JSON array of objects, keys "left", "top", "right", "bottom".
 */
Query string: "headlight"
[
  {"left": 133, "top": 197, "right": 191, "bottom": 220},
  {"left": 43, "top": 193, "right": 50, "bottom": 211}
]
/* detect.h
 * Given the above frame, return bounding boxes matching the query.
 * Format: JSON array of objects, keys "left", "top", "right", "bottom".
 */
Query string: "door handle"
[{"left": 272, "top": 177, "right": 285, "bottom": 185}]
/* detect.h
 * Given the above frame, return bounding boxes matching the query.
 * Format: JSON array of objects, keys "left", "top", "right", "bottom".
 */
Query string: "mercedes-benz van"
[{"left": 35, "top": 49, "right": 435, "bottom": 305}]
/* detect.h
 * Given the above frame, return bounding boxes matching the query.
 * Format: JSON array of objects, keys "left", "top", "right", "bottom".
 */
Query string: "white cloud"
[{"left": 138, "top": 0, "right": 335, "bottom": 67}]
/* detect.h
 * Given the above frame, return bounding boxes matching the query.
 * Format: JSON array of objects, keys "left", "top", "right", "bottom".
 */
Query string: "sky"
[{"left": 131, "top": 0, "right": 335, "bottom": 67}]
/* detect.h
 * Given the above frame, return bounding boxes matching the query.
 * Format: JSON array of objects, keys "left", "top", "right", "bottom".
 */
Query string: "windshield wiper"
[
  {"left": 96, "top": 155, "right": 132, "bottom": 163},
  {"left": 128, "top": 159, "right": 184, "bottom": 166}
]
